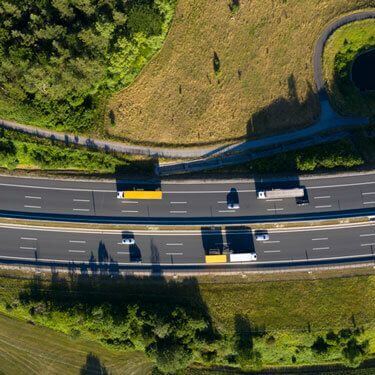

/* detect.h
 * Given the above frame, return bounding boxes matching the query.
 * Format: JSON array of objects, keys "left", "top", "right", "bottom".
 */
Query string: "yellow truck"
[
  {"left": 205, "top": 255, "right": 227, "bottom": 263},
  {"left": 117, "top": 190, "right": 163, "bottom": 200}
]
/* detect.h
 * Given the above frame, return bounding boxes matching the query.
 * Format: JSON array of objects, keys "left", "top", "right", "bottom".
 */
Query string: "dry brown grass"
[{"left": 106, "top": 0, "right": 374, "bottom": 147}]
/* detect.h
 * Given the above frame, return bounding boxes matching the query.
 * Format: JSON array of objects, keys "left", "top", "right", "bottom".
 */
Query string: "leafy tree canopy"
[{"left": 0, "top": 0, "right": 175, "bottom": 131}]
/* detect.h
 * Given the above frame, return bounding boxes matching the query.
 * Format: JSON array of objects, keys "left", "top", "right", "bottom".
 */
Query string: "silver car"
[
  {"left": 255, "top": 234, "right": 270, "bottom": 241},
  {"left": 121, "top": 238, "right": 135, "bottom": 245}
]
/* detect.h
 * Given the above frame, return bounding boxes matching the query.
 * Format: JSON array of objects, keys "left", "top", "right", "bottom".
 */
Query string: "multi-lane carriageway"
[
  {"left": 0, "top": 172, "right": 375, "bottom": 270},
  {"left": 1, "top": 222, "right": 375, "bottom": 269},
  {"left": 0, "top": 172, "right": 375, "bottom": 224}
]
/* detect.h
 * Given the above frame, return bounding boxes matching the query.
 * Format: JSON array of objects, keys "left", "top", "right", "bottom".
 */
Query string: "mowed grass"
[
  {"left": 197, "top": 273, "right": 375, "bottom": 333},
  {"left": 0, "top": 313, "right": 152, "bottom": 375},
  {"left": 106, "top": 0, "right": 374, "bottom": 146},
  {"left": 323, "top": 19, "right": 375, "bottom": 117}
]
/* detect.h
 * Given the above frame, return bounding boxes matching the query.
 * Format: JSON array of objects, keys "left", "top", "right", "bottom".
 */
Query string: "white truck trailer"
[
  {"left": 229, "top": 253, "right": 257, "bottom": 262},
  {"left": 257, "top": 187, "right": 305, "bottom": 199}
]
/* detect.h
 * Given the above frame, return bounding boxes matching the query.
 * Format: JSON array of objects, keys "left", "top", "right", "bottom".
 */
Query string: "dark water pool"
[{"left": 351, "top": 49, "right": 375, "bottom": 91}]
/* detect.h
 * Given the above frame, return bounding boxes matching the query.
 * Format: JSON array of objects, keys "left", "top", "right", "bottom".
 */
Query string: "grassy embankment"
[
  {"left": 0, "top": 269, "right": 375, "bottom": 373},
  {"left": 323, "top": 19, "right": 375, "bottom": 117},
  {"left": 0, "top": 128, "right": 154, "bottom": 175},
  {"left": 107, "top": 0, "right": 374, "bottom": 146}
]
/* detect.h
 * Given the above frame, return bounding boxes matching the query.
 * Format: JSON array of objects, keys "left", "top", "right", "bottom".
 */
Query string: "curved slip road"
[
  {"left": 0, "top": 172, "right": 375, "bottom": 225},
  {"left": 313, "top": 10, "right": 375, "bottom": 93},
  {"left": 1, "top": 222, "right": 375, "bottom": 272}
]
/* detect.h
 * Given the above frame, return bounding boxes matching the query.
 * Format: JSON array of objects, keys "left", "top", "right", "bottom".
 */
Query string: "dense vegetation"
[
  {"left": 323, "top": 19, "right": 375, "bottom": 117},
  {"left": 1, "top": 271, "right": 375, "bottom": 373},
  {"left": 0, "top": 128, "right": 153, "bottom": 174},
  {"left": 248, "top": 139, "right": 364, "bottom": 174},
  {"left": 0, "top": 0, "right": 176, "bottom": 132}
]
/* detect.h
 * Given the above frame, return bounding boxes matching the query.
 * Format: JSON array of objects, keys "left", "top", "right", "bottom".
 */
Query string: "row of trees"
[
  {"left": 0, "top": 0, "right": 176, "bottom": 131},
  {"left": 250, "top": 139, "right": 364, "bottom": 174}
]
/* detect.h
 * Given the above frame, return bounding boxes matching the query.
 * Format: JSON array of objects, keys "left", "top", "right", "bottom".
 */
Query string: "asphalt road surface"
[
  {"left": 0, "top": 173, "right": 375, "bottom": 224},
  {"left": 1, "top": 222, "right": 375, "bottom": 271}
]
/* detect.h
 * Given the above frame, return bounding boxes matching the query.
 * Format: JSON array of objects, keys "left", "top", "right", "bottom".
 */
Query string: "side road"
[{"left": 0, "top": 10, "right": 373, "bottom": 164}]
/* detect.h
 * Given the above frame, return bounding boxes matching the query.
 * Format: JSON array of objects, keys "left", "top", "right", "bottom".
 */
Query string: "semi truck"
[
  {"left": 257, "top": 187, "right": 305, "bottom": 199},
  {"left": 117, "top": 190, "right": 163, "bottom": 200}
]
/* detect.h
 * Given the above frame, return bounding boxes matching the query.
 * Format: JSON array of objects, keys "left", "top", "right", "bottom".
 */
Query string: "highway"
[
  {"left": 1, "top": 222, "right": 375, "bottom": 271},
  {"left": 0, "top": 173, "right": 375, "bottom": 224}
]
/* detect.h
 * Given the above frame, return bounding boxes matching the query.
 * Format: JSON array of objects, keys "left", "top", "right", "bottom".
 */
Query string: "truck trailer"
[
  {"left": 257, "top": 187, "right": 305, "bottom": 199},
  {"left": 117, "top": 190, "right": 163, "bottom": 200}
]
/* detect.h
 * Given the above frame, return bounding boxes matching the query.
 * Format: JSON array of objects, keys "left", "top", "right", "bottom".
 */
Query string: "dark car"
[
  {"left": 296, "top": 196, "right": 309, "bottom": 206},
  {"left": 296, "top": 190, "right": 309, "bottom": 206}
]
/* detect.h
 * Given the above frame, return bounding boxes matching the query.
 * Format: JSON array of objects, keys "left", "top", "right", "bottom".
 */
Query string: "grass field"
[
  {"left": 106, "top": 0, "right": 374, "bottom": 147},
  {"left": 323, "top": 19, "right": 375, "bottom": 117},
  {"left": 0, "top": 313, "right": 152, "bottom": 375},
  {"left": 0, "top": 269, "right": 375, "bottom": 371}
]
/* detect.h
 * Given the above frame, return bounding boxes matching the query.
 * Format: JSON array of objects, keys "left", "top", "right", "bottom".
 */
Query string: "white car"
[
  {"left": 255, "top": 233, "right": 269, "bottom": 241},
  {"left": 121, "top": 238, "right": 135, "bottom": 245},
  {"left": 227, "top": 202, "right": 240, "bottom": 209}
]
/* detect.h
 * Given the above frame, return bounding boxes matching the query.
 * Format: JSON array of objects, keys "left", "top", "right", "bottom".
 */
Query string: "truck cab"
[{"left": 257, "top": 191, "right": 266, "bottom": 199}]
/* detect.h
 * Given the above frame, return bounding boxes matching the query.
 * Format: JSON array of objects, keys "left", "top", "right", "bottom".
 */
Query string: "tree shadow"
[
  {"left": 247, "top": 75, "right": 320, "bottom": 138},
  {"left": 18, "top": 268, "right": 219, "bottom": 373},
  {"left": 80, "top": 353, "right": 108, "bottom": 375},
  {"left": 234, "top": 314, "right": 265, "bottom": 365}
]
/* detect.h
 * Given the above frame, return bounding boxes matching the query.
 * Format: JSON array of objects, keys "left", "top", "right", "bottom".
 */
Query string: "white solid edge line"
[{"left": 0, "top": 252, "right": 373, "bottom": 266}]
